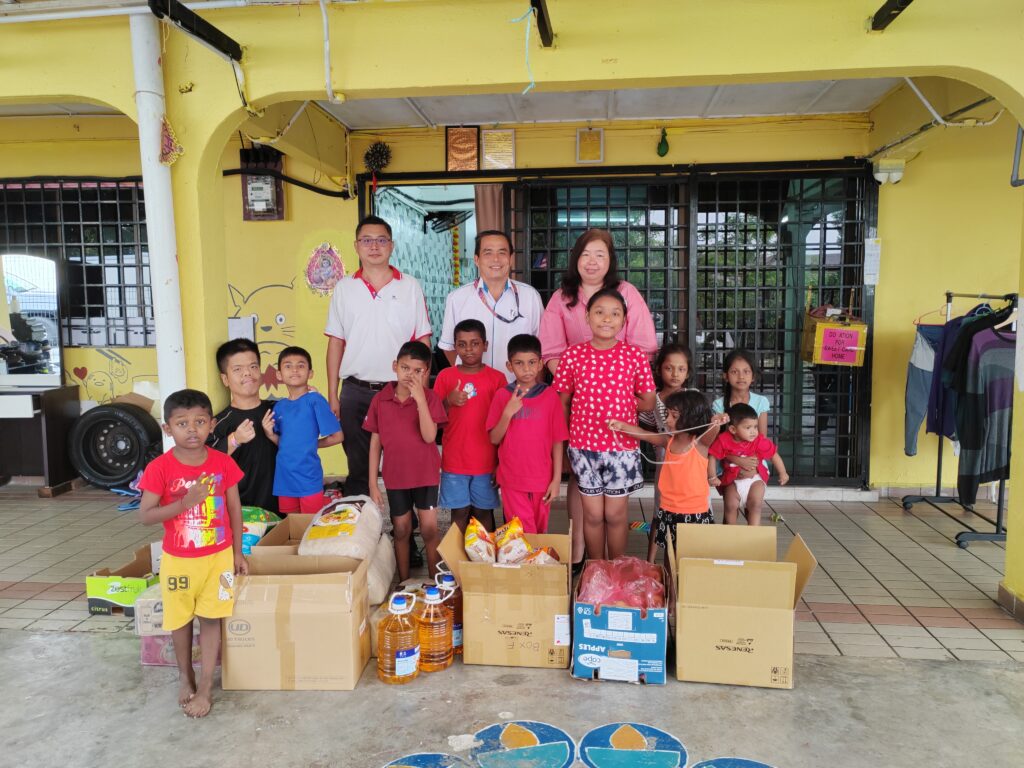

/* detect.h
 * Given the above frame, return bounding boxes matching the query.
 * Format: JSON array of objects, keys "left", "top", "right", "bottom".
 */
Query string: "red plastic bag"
[{"left": 577, "top": 557, "right": 664, "bottom": 609}]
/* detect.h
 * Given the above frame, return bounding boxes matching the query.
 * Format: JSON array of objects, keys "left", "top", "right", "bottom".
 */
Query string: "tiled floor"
[{"left": 0, "top": 483, "right": 1022, "bottom": 661}]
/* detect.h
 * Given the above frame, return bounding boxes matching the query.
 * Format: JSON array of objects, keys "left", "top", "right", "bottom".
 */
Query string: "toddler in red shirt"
[
  {"left": 708, "top": 402, "right": 789, "bottom": 525},
  {"left": 486, "top": 334, "right": 569, "bottom": 534},
  {"left": 434, "top": 319, "right": 507, "bottom": 533}
]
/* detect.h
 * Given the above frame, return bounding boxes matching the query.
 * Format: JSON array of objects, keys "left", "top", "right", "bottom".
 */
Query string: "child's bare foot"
[
  {"left": 183, "top": 684, "right": 213, "bottom": 718},
  {"left": 178, "top": 674, "right": 196, "bottom": 708}
]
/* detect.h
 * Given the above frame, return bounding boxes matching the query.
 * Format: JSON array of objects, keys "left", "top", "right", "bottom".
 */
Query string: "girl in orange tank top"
[{"left": 608, "top": 390, "right": 729, "bottom": 567}]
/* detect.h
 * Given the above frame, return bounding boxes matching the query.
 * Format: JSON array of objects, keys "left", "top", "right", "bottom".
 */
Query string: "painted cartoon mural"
[
  {"left": 63, "top": 346, "right": 158, "bottom": 405},
  {"left": 228, "top": 278, "right": 297, "bottom": 394}
]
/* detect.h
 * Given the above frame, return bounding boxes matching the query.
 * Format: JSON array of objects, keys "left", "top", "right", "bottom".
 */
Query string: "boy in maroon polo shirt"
[{"left": 365, "top": 341, "right": 448, "bottom": 578}]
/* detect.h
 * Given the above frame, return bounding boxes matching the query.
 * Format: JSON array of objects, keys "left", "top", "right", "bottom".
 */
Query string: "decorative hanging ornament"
[
  {"left": 305, "top": 242, "right": 346, "bottom": 296},
  {"left": 656, "top": 128, "right": 669, "bottom": 158},
  {"left": 363, "top": 141, "right": 392, "bottom": 197},
  {"left": 452, "top": 227, "right": 461, "bottom": 288},
  {"left": 160, "top": 116, "right": 184, "bottom": 165}
]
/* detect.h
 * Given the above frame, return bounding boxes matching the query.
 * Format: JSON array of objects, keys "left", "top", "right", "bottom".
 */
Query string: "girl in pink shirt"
[
  {"left": 553, "top": 288, "right": 656, "bottom": 560},
  {"left": 539, "top": 229, "right": 657, "bottom": 571}
]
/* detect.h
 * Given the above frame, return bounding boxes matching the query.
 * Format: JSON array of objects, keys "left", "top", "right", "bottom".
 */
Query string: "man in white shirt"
[
  {"left": 325, "top": 215, "right": 432, "bottom": 496},
  {"left": 438, "top": 230, "right": 542, "bottom": 382}
]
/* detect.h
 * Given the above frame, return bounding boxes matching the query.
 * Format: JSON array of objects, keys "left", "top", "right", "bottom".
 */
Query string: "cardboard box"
[
  {"left": 139, "top": 622, "right": 219, "bottom": 667},
  {"left": 221, "top": 551, "right": 371, "bottom": 691},
  {"left": 250, "top": 513, "right": 312, "bottom": 556},
  {"left": 86, "top": 546, "right": 159, "bottom": 616},
  {"left": 800, "top": 312, "right": 868, "bottom": 367},
  {"left": 133, "top": 583, "right": 165, "bottom": 636},
  {"left": 438, "top": 526, "right": 572, "bottom": 669},
  {"left": 571, "top": 563, "right": 671, "bottom": 685},
  {"left": 674, "top": 525, "right": 817, "bottom": 690}
]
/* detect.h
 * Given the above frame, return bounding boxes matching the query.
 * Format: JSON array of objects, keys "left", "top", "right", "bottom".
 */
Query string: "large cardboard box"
[
  {"left": 674, "top": 525, "right": 817, "bottom": 689},
  {"left": 250, "top": 514, "right": 312, "bottom": 556},
  {"left": 221, "top": 552, "right": 371, "bottom": 691},
  {"left": 438, "top": 526, "right": 572, "bottom": 669},
  {"left": 86, "top": 546, "right": 159, "bottom": 616},
  {"left": 571, "top": 563, "right": 671, "bottom": 685}
]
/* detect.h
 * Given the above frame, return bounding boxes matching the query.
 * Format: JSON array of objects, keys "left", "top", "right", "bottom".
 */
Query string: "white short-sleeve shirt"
[
  {"left": 324, "top": 267, "right": 432, "bottom": 382},
  {"left": 438, "top": 279, "right": 543, "bottom": 382}
]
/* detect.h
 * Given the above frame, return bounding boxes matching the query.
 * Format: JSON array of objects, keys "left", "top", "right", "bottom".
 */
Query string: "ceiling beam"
[
  {"left": 701, "top": 85, "right": 723, "bottom": 118},
  {"left": 870, "top": 0, "right": 914, "bottom": 32},
  {"left": 530, "top": 0, "right": 554, "bottom": 47}
]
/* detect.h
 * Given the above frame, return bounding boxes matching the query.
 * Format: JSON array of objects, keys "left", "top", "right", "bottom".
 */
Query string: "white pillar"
[{"left": 129, "top": 15, "right": 186, "bottom": 438}]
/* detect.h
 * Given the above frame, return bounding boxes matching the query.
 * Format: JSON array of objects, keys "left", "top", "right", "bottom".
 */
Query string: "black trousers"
[{"left": 339, "top": 380, "right": 377, "bottom": 497}]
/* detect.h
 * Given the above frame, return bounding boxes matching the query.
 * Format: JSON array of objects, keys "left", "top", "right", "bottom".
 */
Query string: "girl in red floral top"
[{"left": 553, "top": 288, "right": 656, "bottom": 559}]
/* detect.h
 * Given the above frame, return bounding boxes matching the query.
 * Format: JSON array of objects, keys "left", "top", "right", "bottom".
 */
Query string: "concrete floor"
[{"left": 2, "top": 628, "right": 1023, "bottom": 768}]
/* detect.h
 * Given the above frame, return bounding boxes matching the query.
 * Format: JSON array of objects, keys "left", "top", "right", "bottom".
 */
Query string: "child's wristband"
[{"left": 228, "top": 433, "right": 238, "bottom": 450}]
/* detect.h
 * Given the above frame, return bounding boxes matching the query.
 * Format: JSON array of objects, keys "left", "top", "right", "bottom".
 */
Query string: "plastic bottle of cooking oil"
[
  {"left": 415, "top": 586, "right": 453, "bottom": 672},
  {"left": 437, "top": 573, "right": 464, "bottom": 656},
  {"left": 377, "top": 593, "right": 420, "bottom": 684}
]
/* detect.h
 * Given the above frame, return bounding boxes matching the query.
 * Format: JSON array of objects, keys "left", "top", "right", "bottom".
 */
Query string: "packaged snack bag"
[
  {"left": 496, "top": 517, "right": 533, "bottom": 564},
  {"left": 464, "top": 516, "right": 496, "bottom": 563},
  {"left": 522, "top": 546, "right": 560, "bottom": 566},
  {"left": 297, "top": 495, "right": 383, "bottom": 559},
  {"left": 241, "top": 506, "right": 281, "bottom": 525},
  {"left": 240, "top": 521, "right": 267, "bottom": 556}
]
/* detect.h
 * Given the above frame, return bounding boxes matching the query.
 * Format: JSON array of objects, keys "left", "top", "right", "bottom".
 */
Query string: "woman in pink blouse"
[{"left": 539, "top": 228, "right": 658, "bottom": 571}]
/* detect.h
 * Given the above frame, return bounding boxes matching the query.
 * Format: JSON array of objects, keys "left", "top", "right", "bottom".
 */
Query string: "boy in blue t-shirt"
[{"left": 270, "top": 346, "right": 343, "bottom": 513}]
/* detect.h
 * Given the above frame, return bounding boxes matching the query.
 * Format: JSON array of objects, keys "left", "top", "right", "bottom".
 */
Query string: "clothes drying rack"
[{"left": 901, "top": 290, "right": 1017, "bottom": 548}]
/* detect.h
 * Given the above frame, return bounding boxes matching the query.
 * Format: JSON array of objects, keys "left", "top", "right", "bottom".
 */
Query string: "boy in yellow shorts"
[{"left": 139, "top": 389, "right": 247, "bottom": 718}]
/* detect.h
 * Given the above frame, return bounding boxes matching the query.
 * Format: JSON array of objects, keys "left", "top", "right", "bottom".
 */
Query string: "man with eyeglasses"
[
  {"left": 438, "top": 230, "right": 543, "bottom": 383},
  {"left": 325, "top": 215, "right": 432, "bottom": 496}
]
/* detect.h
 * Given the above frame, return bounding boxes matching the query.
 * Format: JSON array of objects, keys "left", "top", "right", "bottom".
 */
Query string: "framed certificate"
[
  {"left": 446, "top": 126, "right": 480, "bottom": 172},
  {"left": 576, "top": 127, "right": 604, "bottom": 164},
  {"left": 481, "top": 129, "right": 516, "bottom": 170}
]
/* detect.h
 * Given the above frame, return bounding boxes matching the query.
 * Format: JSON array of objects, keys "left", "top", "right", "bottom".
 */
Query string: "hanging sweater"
[{"left": 955, "top": 326, "right": 1015, "bottom": 507}]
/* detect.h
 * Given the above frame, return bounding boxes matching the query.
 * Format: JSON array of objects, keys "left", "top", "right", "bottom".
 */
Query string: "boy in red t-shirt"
[
  {"left": 486, "top": 334, "right": 569, "bottom": 533},
  {"left": 433, "top": 319, "right": 507, "bottom": 533},
  {"left": 138, "top": 389, "right": 246, "bottom": 719},
  {"left": 708, "top": 402, "right": 789, "bottom": 525}
]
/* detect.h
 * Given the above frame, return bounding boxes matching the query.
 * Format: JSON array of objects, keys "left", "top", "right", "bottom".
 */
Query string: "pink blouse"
[{"left": 539, "top": 280, "right": 658, "bottom": 363}]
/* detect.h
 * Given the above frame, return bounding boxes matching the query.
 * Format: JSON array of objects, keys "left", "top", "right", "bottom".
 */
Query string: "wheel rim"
[{"left": 81, "top": 417, "right": 141, "bottom": 481}]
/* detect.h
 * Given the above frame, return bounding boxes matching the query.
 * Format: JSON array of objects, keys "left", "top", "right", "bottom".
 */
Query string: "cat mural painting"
[{"left": 325, "top": 215, "right": 433, "bottom": 496}]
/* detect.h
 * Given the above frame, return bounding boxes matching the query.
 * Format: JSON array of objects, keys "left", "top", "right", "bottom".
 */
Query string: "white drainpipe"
[{"left": 130, "top": 14, "right": 187, "bottom": 437}]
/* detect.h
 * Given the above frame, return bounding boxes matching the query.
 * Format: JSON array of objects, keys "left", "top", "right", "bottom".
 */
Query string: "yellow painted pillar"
[{"left": 1001, "top": 193, "right": 1024, "bottom": 613}]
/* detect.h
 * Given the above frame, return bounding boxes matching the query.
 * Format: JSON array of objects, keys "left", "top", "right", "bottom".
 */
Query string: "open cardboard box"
[
  {"left": 437, "top": 525, "right": 572, "bottom": 669},
  {"left": 250, "top": 514, "right": 312, "bottom": 556},
  {"left": 671, "top": 525, "right": 817, "bottom": 689},
  {"left": 571, "top": 561, "right": 672, "bottom": 685},
  {"left": 221, "top": 551, "right": 371, "bottom": 691},
  {"left": 86, "top": 546, "right": 159, "bottom": 616}
]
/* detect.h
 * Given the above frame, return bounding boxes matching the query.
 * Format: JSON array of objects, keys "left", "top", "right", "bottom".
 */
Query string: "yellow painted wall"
[
  {"left": 868, "top": 80, "right": 1023, "bottom": 488},
  {"left": 218, "top": 139, "right": 358, "bottom": 474}
]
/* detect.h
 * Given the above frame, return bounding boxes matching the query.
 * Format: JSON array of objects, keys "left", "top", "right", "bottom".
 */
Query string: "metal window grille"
[
  {"left": 507, "top": 180, "right": 689, "bottom": 340},
  {"left": 512, "top": 169, "right": 871, "bottom": 484},
  {"left": 0, "top": 179, "right": 154, "bottom": 348}
]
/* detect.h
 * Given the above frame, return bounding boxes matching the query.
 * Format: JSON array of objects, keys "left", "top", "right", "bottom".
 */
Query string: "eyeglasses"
[{"left": 356, "top": 237, "right": 392, "bottom": 247}]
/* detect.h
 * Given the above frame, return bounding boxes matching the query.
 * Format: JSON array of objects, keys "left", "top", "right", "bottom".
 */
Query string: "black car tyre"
[{"left": 69, "top": 403, "right": 162, "bottom": 488}]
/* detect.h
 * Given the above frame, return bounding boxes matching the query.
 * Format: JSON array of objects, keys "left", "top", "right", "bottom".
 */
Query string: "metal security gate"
[{"left": 511, "top": 167, "right": 872, "bottom": 485}]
